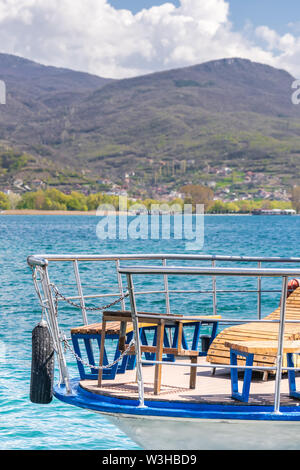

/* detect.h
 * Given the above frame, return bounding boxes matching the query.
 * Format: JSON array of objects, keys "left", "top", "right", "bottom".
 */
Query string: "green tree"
[
  {"left": 0, "top": 191, "right": 10, "bottom": 210},
  {"left": 180, "top": 184, "right": 214, "bottom": 211},
  {"left": 7, "top": 192, "right": 21, "bottom": 209},
  {"left": 66, "top": 191, "right": 88, "bottom": 211},
  {"left": 292, "top": 186, "right": 300, "bottom": 213}
]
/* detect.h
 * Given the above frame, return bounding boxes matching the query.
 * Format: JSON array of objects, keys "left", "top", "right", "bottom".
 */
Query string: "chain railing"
[
  {"left": 62, "top": 335, "right": 135, "bottom": 371},
  {"left": 50, "top": 282, "right": 129, "bottom": 312},
  {"left": 30, "top": 264, "right": 131, "bottom": 392},
  {"left": 28, "top": 253, "right": 300, "bottom": 401}
]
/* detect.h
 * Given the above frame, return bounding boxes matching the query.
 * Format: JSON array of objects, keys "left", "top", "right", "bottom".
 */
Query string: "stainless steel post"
[
  {"left": 212, "top": 260, "right": 217, "bottom": 316},
  {"left": 274, "top": 275, "right": 288, "bottom": 413},
  {"left": 126, "top": 273, "right": 145, "bottom": 407},
  {"left": 163, "top": 258, "right": 171, "bottom": 314},
  {"left": 41, "top": 266, "right": 71, "bottom": 393},
  {"left": 73, "top": 260, "right": 88, "bottom": 325},
  {"left": 116, "top": 259, "right": 126, "bottom": 310},
  {"left": 257, "top": 261, "right": 262, "bottom": 319}
]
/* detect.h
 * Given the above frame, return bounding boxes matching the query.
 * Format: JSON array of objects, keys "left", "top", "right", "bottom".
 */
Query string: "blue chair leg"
[
  {"left": 84, "top": 338, "right": 96, "bottom": 374},
  {"left": 287, "top": 353, "right": 300, "bottom": 399},
  {"left": 181, "top": 329, "right": 189, "bottom": 350},
  {"left": 164, "top": 327, "right": 175, "bottom": 362},
  {"left": 230, "top": 349, "right": 254, "bottom": 402},
  {"left": 147, "top": 327, "right": 157, "bottom": 361},
  {"left": 71, "top": 336, "right": 86, "bottom": 379},
  {"left": 108, "top": 346, "right": 121, "bottom": 379},
  {"left": 141, "top": 328, "right": 155, "bottom": 361},
  {"left": 72, "top": 334, "right": 114, "bottom": 380}
]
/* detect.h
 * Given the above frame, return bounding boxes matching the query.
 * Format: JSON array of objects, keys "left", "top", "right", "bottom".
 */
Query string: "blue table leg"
[
  {"left": 230, "top": 349, "right": 254, "bottom": 402},
  {"left": 191, "top": 322, "right": 201, "bottom": 351},
  {"left": 191, "top": 321, "right": 219, "bottom": 356},
  {"left": 210, "top": 322, "right": 218, "bottom": 344}
]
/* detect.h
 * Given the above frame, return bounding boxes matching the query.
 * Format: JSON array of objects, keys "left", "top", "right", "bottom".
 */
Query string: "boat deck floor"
[{"left": 80, "top": 357, "right": 300, "bottom": 406}]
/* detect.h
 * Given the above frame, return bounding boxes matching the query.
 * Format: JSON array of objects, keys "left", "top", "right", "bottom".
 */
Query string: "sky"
[{"left": 0, "top": 0, "right": 300, "bottom": 79}]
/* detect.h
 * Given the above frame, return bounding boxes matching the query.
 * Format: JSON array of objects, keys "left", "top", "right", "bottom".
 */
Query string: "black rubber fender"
[{"left": 30, "top": 320, "right": 54, "bottom": 404}]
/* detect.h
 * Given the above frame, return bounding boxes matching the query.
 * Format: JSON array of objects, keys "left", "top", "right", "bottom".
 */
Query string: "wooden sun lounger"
[{"left": 206, "top": 286, "right": 300, "bottom": 376}]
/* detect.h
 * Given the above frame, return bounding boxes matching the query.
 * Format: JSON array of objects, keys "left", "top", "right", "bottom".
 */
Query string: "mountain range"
[{"left": 0, "top": 53, "right": 299, "bottom": 197}]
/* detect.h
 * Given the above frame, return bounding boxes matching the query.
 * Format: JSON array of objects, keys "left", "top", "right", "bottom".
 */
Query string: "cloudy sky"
[{"left": 0, "top": 0, "right": 300, "bottom": 79}]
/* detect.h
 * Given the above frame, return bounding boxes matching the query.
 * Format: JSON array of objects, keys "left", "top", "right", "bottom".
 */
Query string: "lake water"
[{"left": 0, "top": 214, "right": 299, "bottom": 450}]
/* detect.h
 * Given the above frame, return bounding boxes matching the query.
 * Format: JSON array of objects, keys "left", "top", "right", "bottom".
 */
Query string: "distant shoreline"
[
  {"left": 0, "top": 209, "right": 297, "bottom": 216},
  {"left": 1, "top": 209, "right": 98, "bottom": 215},
  {"left": 0, "top": 209, "right": 128, "bottom": 215},
  {"left": 1, "top": 209, "right": 251, "bottom": 216}
]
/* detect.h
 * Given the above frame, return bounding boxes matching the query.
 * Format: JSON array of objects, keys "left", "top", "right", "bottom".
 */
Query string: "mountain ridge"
[{"left": 0, "top": 53, "right": 299, "bottom": 198}]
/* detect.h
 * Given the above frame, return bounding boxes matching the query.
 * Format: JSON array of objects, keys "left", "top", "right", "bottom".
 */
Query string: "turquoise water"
[{"left": 0, "top": 214, "right": 299, "bottom": 450}]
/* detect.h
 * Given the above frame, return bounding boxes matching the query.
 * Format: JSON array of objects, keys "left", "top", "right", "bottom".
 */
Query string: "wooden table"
[
  {"left": 225, "top": 340, "right": 300, "bottom": 402},
  {"left": 71, "top": 311, "right": 220, "bottom": 391},
  {"left": 98, "top": 311, "right": 215, "bottom": 394}
]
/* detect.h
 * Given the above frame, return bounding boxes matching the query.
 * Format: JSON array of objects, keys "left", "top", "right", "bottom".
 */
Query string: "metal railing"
[
  {"left": 28, "top": 253, "right": 300, "bottom": 317},
  {"left": 119, "top": 265, "right": 300, "bottom": 413},
  {"left": 27, "top": 253, "right": 300, "bottom": 413}
]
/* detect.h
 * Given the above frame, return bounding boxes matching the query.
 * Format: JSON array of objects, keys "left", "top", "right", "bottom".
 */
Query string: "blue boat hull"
[{"left": 54, "top": 380, "right": 300, "bottom": 449}]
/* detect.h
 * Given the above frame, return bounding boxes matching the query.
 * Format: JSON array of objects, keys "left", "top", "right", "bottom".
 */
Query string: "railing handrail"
[
  {"left": 27, "top": 253, "right": 300, "bottom": 267},
  {"left": 118, "top": 265, "right": 300, "bottom": 277}
]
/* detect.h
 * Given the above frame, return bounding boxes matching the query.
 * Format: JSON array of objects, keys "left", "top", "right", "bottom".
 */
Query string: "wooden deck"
[{"left": 80, "top": 357, "right": 300, "bottom": 406}]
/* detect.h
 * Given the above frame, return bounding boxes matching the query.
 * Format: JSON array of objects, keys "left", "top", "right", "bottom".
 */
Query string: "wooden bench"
[
  {"left": 207, "top": 286, "right": 300, "bottom": 376},
  {"left": 97, "top": 310, "right": 203, "bottom": 394},
  {"left": 225, "top": 340, "right": 300, "bottom": 402},
  {"left": 71, "top": 311, "right": 220, "bottom": 382}
]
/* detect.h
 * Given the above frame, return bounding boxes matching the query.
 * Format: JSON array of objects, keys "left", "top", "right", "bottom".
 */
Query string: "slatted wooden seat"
[
  {"left": 71, "top": 321, "right": 133, "bottom": 336},
  {"left": 207, "top": 286, "right": 300, "bottom": 376},
  {"left": 71, "top": 320, "right": 155, "bottom": 336}
]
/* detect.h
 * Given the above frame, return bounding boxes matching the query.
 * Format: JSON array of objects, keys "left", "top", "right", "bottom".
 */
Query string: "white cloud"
[
  {"left": 0, "top": 0, "right": 299, "bottom": 78},
  {"left": 255, "top": 25, "right": 300, "bottom": 77}
]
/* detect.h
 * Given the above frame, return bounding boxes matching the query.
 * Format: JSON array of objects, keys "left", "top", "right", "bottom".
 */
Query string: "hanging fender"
[{"left": 287, "top": 279, "right": 300, "bottom": 297}]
